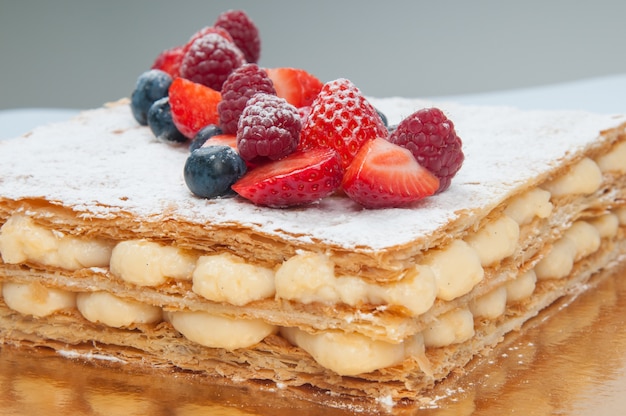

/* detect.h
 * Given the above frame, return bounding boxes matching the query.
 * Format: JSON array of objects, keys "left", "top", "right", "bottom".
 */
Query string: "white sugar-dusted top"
[{"left": 0, "top": 99, "right": 623, "bottom": 251}]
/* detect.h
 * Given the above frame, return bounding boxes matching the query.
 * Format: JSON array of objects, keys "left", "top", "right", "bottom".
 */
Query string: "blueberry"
[
  {"left": 190, "top": 124, "right": 224, "bottom": 152},
  {"left": 375, "top": 108, "right": 388, "bottom": 127},
  {"left": 131, "top": 69, "right": 172, "bottom": 125},
  {"left": 184, "top": 145, "right": 247, "bottom": 199},
  {"left": 147, "top": 97, "right": 187, "bottom": 144}
]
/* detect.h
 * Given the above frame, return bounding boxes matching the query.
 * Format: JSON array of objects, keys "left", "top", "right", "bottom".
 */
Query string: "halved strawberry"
[
  {"left": 201, "top": 133, "right": 238, "bottom": 151},
  {"left": 151, "top": 45, "right": 185, "bottom": 78},
  {"left": 265, "top": 67, "right": 323, "bottom": 108},
  {"left": 232, "top": 147, "right": 343, "bottom": 207},
  {"left": 342, "top": 137, "right": 439, "bottom": 209},
  {"left": 169, "top": 78, "right": 222, "bottom": 139}
]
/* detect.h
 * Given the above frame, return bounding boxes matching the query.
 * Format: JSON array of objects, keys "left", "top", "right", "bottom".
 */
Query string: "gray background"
[{"left": 1, "top": 0, "right": 625, "bottom": 110}]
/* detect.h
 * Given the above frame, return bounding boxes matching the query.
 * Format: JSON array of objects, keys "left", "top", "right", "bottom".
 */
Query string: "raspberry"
[
  {"left": 214, "top": 9, "right": 261, "bottom": 64},
  {"left": 299, "top": 78, "right": 388, "bottom": 169},
  {"left": 185, "top": 26, "right": 234, "bottom": 51},
  {"left": 179, "top": 33, "right": 245, "bottom": 91},
  {"left": 217, "top": 63, "right": 276, "bottom": 134},
  {"left": 389, "top": 107, "right": 464, "bottom": 193},
  {"left": 237, "top": 93, "right": 301, "bottom": 163}
]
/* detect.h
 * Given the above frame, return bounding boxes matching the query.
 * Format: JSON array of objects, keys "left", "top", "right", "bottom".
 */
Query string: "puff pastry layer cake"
[{"left": 1, "top": 98, "right": 625, "bottom": 407}]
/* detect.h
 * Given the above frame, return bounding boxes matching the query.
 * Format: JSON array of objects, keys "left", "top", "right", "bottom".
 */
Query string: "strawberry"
[
  {"left": 299, "top": 78, "right": 388, "bottom": 169},
  {"left": 201, "top": 133, "right": 238, "bottom": 151},
  {"left": 169, "top": 77, "right": 222, "bottom": 139},
  {"left": 342, "top": 137, "right": 439, "bottom": 209},
  {"left": 265, "top": 67, "right": 323, "bottom": 108},
  {"left": 151, "top": 45, "right": 185, "bottom": 78},
  {"left": 232, "top": 147, "right": 343, "bottom": 207}
]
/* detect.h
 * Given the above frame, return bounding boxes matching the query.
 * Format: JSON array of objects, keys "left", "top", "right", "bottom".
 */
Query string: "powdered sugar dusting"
[{"left": 0, "top": 99, "right": 623, "bottom": 251}]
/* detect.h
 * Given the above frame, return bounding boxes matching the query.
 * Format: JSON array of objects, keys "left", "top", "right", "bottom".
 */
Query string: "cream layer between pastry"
[{"left": 0, "top": 98, "right": 625, "bottom": 405}]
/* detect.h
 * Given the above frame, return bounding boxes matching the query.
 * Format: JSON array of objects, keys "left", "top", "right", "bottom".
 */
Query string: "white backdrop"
[{"left": 1, "top": 0, "right": 626, "bottom": 110}]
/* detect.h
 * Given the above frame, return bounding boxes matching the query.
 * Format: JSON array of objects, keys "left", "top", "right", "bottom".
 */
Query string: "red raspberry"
[
  {"left": 299, "top": 78, "right": 388, "bottom": 169},
  {"left": 389, "top": 107, "right": 464, "bottom": 193},
  {"left": 217, "top": 63, "right": 276, "bottom": 135},
  {"left": 237, "top": 93, "right": 301, "bottom": 163},
  {"left": 214, "top": 9, "right": 261, "bottom": 64},
  {"left": 185, "top": 26, "right": 233, "bottom": 52},
  {"left": 179, "top": 33, "right": 245, "bottom": 91}
]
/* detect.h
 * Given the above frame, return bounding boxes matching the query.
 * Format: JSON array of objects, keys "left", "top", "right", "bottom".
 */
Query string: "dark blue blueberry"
[
  {"left": 376, "top": 108, "right": 388, "bottom": 127},
  {"left": 131, "top": 69, "right": 172, "bottom": 125},
  {"left": 147, "top": 97, "right": 187, "bottom": 144},
  {"left": 387, "top": 124, "right": 398, "bottom": 134},
  {"left": 184, "top": 145, "right": 247, "bottom": 199},
  {"left": 190, "top": 124, "right": 224, "bottom": 152}
]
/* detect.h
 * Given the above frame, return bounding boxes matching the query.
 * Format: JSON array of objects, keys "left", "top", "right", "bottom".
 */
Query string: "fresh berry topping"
[
  {"left": 376, "top": 108, "right": 388, "bottom": 127},
  {"left": 185, "top": 26, "right": 234, "bottom": 53},
  {"left": 217, "top": 63, "right": 276, "bottom": 134},
  {"left": 201, "top": 133, "right": 238, "bottom": 151},
  {"left": 179, "top": 33, "right": 245, "bottom": 91},
  {"left": 147, "top": 97, "right": 187, "bottom": 145},
  {"left": 236, "top": 93, "right": 301, "bottom": 163},
  {"left": 130, "top": 69, "right": 173, "bottom": 125},
  {"left": 214, "top": 9, "right": 261, "bottom": 64},
  {"left": 189, "top": 124, "right": 223, "bottom": 152},
  {"left": 299, "top": 78, "right": 388, "bottom": 169},
  {"left": 389, "top": 107, "right": 464, "bottom": 193},
  {"left": 342, "top": 137, "right": 440, "bottom": 209},
  {"left": 265, "top": 67, "right": 323, "bottom": 108},
  {"left": 298, "top": 106, "right": 312, "bottom": 123},
  {"left": 184, "top": 145, "right": 247, "bottom": 199},
  {"left": 232, "top": 147, "right": 343, "bottom": 207},
  {"left": 169, "top": 77, "right": 222, "bottom": 139},
  {"left": 151, "top": 46, "right": 185, "bottom": 79}
]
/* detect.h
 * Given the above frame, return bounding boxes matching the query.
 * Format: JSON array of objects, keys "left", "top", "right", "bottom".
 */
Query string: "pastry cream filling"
[
  {"left": 595, "top": 140, "right": 626, "bottom": 173},
  {"left": 76, "top": 291, "right": 162, "bottom": 328},
  {"left": 503, "top": 188, "right": 553, "bottom": 225},
  {"left": 505, "top": 269, "right": 537, "bottom": 302},
  {"left": 469, "top": 286, "right": 507, "bottom": 319},
  {"left": 535, "top": 220, "right": 601, "bottom": 280},
  {"left": 0, "top": 214, "right": 113, "bottom": 270},
  {"left": 110, "top": 240, "right": 196, "bottom": 286},
  {"left": 192, "top": 253, "right": 275, "bottom": 306},
  {"left": 464, "top": 215, "right": 520, "bottom": 267},
  {"left": 423, "top": 239, "right": 484, "bottom": 301},
  {"left": 2, "top": 281, "right": 76, "bottom": 318},
  {"left": 275, "top": 251, "right": 437, "bottom": 316},
  {"left": 541, "top": 157, "right": 602, "bottom": 197},
  {"left": 422, "top": 307, "right": 475, "bottom": 348},
  {"left": 588, "top": 213, "right": 619, "bottom": 239},
  {"left": 165, "top": 310, "right": 277, "bottom": 351},
  {"left": 280, "top": 327, "right": 426, "bottom": 376}
]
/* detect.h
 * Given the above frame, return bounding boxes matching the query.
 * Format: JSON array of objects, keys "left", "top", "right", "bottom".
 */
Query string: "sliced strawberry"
[
  {"left": 201, "top": 133, "right": 238, "bottom": 151},
  {"left": 232, "top": 148, "right": 343, "bottom": 207},
  {"left": 169, "top": 78, "right": 222, "bottom": 139},
  {"left": 265, "top": 67, "right": 323, "bottom": 108},
  {"left": 342, "top": 137, "right": 439, "bottom": 209},
  {"left": 151, "top": 45, "right": 185, "bottom": 78}
]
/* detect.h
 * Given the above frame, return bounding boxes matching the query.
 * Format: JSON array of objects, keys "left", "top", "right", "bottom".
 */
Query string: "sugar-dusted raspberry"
[
  {"left": 389, "top": 107, "right": 464, "bottom": 193},
  {"left": 237, "top": 93, "right": 301, "bottom": 163},
  {"left": 214, "top": 9, "right": 261, "bottom": 64},
  {"left": 217, "top": 63, "right": 276, "bottom": 134},
  {"left": 179, "top": 33, "right": 245, "bottom": 91}
]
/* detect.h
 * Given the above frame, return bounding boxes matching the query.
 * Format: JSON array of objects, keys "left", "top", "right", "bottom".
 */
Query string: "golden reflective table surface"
[{"left": 1, "top": 263, "right": 626, "bottom": 416}]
